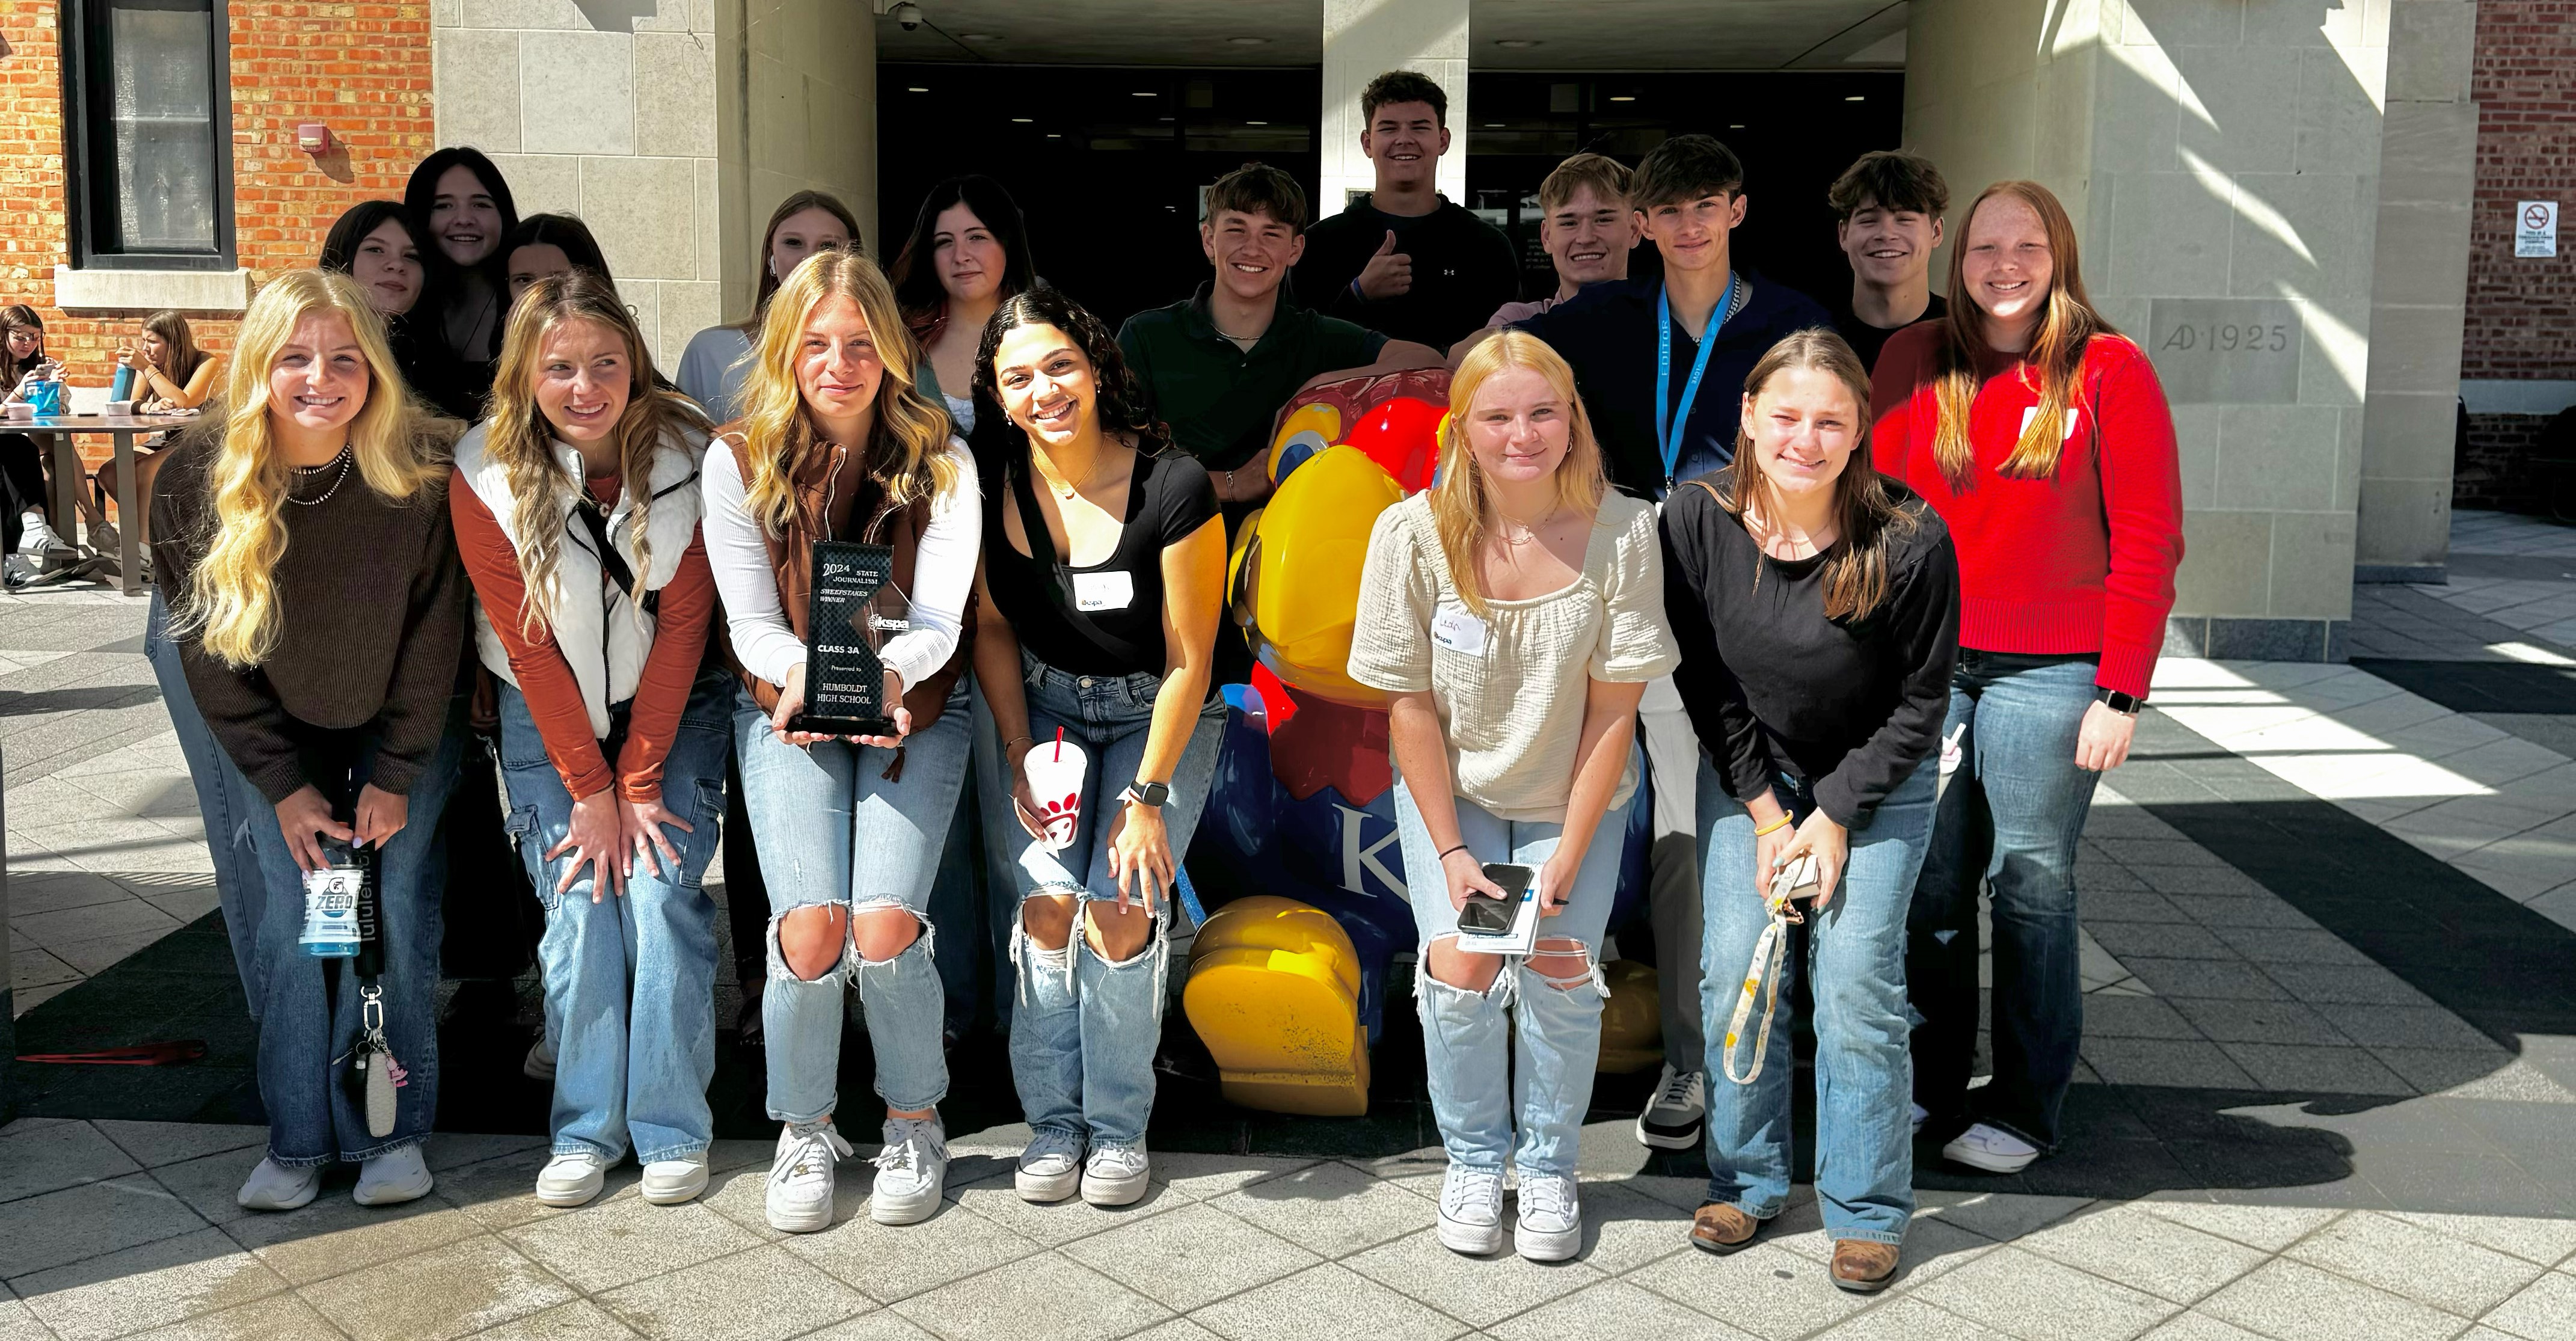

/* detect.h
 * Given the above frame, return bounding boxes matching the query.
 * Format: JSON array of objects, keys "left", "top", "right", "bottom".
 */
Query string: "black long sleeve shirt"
[
  {"left": 1290, "top": 194, "right": 1520, "bottom": 352},
  {"left": 1659, "top": 473, "right": 1960, "bottom": 826}
]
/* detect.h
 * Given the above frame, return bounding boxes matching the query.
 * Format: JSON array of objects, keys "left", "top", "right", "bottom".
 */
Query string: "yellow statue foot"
[{"left": 1184, "top": 897, "right": 1371, "bottom": 1117}]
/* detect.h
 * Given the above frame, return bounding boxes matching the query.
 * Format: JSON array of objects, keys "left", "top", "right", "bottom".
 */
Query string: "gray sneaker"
[
  {"left": 869, "top": 1116, "right": 948, "bottom": 1226},
  {"left": 1015, "top": 1129, "right": 1085, "bottom": 1203}
]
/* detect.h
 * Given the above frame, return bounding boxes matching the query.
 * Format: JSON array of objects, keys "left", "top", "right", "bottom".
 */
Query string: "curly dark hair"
[{"left": 973, "top": 287, "right": 1172, "bottom": 458}]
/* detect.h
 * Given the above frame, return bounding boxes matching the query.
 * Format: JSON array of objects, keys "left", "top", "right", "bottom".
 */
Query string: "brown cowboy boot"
[
  {"left": 1830, "top": 1239, "right": 1901, "bottom": 1293},
  {"left": 1690, "top": 1202, "right": 1760, "bottom": 1254}
]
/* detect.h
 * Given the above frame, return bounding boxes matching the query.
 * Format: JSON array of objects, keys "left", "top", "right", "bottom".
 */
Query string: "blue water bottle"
[
  {"left": 109, "top": 365, "right": 135, "bottom": 403},
  {"left": 299, "top": 836, "right": 366, "bottom": 957}
]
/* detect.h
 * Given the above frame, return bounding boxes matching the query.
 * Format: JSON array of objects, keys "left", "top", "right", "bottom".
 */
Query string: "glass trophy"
[{"left": 793, "top": 539, "right": 903, "bottom": 737}]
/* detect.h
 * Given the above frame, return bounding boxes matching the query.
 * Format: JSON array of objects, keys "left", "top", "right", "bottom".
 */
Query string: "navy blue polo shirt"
[{"left": 1511, "top": 274, "right": 1833, "bottom": 498}]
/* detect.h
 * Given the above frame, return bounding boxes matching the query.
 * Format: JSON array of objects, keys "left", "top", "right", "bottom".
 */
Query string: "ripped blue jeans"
[
  {"left": 1394, "top": 776, "right": 1633, "bottom": 1179},
  {"left": 734, "top": 678, "right": 971, "bottom": 1122}
]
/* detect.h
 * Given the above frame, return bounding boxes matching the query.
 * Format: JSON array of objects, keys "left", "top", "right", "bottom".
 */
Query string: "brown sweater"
[{"left": 150, "top": 430, "right": 469, "bottom": 803}]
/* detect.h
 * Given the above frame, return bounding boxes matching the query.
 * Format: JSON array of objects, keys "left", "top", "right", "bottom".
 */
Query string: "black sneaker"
[{"left": 1634, "top": 1063, "right": 1707, "bottom": 1150}]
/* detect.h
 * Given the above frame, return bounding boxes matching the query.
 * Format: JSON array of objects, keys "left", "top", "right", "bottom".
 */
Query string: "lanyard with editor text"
[{"left": 1654, "top": 272, "right": 1740, "bottom": 490}]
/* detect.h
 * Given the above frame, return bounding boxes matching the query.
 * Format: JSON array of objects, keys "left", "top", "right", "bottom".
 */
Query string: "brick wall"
[
  {"left": 0, "top": 1, "right": 434, "bottom": 475},
  {"left": 2455, "top": 411, "right": 2562, "bottom": 514},
  {"left": 2464, "top": 0, "right": 2576, "bottom": 379}
]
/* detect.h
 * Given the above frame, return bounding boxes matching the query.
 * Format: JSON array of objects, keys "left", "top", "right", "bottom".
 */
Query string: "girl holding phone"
[{"left": 1348, "top": 330, "right": 1678, "bottom": 1262}]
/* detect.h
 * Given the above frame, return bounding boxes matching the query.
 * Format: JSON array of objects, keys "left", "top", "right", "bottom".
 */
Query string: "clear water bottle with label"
[{"left": 299, "top": 836, "right": 367, "bottom": 957}]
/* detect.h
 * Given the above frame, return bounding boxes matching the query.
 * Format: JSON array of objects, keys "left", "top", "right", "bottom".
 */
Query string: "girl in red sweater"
[{"left": 1869, "top": 180, "right": 2184, "bottom": 1173}]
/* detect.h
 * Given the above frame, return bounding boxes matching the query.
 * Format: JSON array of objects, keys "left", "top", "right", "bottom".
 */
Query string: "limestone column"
[{"left": 1321, "top": 0, "right": 1470, "bottom": 212}]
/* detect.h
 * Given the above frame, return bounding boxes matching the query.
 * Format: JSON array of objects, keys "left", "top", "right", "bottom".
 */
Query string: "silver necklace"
[{"left": 286, "top": 444, "right": 353, "bottom": 507}]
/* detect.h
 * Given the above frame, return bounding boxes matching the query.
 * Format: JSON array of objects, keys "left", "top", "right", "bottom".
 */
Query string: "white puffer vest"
[{"left": 455, "top": 423, "right": 707, "bottom": 739}]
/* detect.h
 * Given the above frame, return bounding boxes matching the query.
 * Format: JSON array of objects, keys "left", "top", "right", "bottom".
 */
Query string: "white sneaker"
[
  {"left": 523, "top": 1034, "right": 557, "bottom": 1081},
  {"left": 1081, "top": 1141, "right": 1150, "bottom": 1207},
  {"left": 1515, "top": 1173, "right": 1583, "bottom": 1262},
  {"left": 642, "top": 1153, "right": 708, "bottom": 1206},
  {"left": 235, "top": 1157, "right": 323, "bottom": 1211},
  {"left": 868, "top": 1117, "right": 948, "bottom": 1226},
  {"left": 1633, "top": 1064, "right": 1707, "bottom": 1150},
  {"left": 16, "top": 516, "right": 63, "bottom": 556},
  {"left": 765, "top": 1120, "right": 851, "bottom": 1233},
  {"left": 1436, "top": 1162, "right": 1505, "bottom": 1256},
  {"left": 1015, "top": 1129, "right": 1085, "bottom": 1203},
  {"left": 535, "top": 1151, "right": 609, "bottom": 1208},
  {"left": 352, "top": 1146, "right": 434, "bottom": 1206},
  {"left": 86, "top": 520, "right": 117, "bottom": 555},
  {"left": 1942, "top": 1123, "right": 2040, "bottom": 1174}
]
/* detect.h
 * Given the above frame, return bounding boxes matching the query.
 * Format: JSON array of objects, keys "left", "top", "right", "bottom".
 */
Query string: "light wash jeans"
[
  {"left": 734, "top": 677, "right": 971, "bottom": 1121},
  {"left": 144, "top": 590, "right": 272, "bottom": 1020},
  {"left": 497, "top": 675, "right": 731, "bottom": 1164},
  {"left": 241, "top": 700, "right": 467, "bottom": 1167},
  {"left": 1699, "top": 756, "right": 1937, "bottom": 1244},
  {"left": 1005, "top": 649, "right": 1226, "bottom": 1150},
  {"left": 1393, "top": 775, "right": 1631, "bottom": 1179},
  {"left": 1907, "top": 651, "right": 2103, "bottom": 1152}
]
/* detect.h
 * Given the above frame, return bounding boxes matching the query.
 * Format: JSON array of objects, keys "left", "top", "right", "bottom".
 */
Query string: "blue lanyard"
[{"left": 1655, "top": 274, "right": 1738, "bottom": 488}]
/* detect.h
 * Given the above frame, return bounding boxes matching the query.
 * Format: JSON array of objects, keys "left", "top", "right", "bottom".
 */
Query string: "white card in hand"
[{"left": 1455, "top": 877, "right": 1545, "bottom": 956}]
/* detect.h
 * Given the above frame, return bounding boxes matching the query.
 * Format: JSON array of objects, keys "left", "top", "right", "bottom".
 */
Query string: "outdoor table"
[{"left": 5, "top": 412, "right": 194, "bottom": 597}]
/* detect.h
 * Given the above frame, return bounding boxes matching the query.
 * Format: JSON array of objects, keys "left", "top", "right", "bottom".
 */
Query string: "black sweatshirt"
[
  {"left": 151, "top": 429, "right": 470, "bottom": 804},
  {"left": 1290, "top": 193, "right": 1520, "bottom": 352},
  {"left": 1658, "top": 471, "right": 1961, "bottom": 826}
]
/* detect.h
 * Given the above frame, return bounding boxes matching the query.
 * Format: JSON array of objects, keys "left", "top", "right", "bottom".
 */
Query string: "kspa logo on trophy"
[{"left": 794, "top": 538, "right": 904, "bottom": 737}]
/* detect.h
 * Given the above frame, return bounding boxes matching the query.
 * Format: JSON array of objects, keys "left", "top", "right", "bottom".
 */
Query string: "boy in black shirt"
[
  {"left": 1824, "top": 150, "right": 1950, "bottom": 375},
  {"left": 1291, "top": 71, "right": 1520, "bottom": 352}
]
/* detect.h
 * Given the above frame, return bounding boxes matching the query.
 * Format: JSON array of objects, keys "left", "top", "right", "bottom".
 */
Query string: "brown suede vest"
[{"left": 717, "top": 423, "right": 974, "bottom": 735}]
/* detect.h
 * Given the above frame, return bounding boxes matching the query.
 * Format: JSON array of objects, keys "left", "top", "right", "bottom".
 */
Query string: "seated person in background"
[
  {"left": 95, "top": 310, "right": 224, "bottom": 552},
  {"left": 1290, "top": 70, "right": 1521, "bottom": 352},
  {"left": 1, "top": 305, "right": 65, "bottom": 556},
  {"left": 1824, "top": 150, "right": 1950, "bottom": 375},
  {"left": 504, "top": 214, "right": 617, "bottom": 304},
  {"left": 1119, "top": 161, "right": 1440, "bottom": 526},
  {"left": 1478, "top": 152, "right": 1641, "bottom": 334}
]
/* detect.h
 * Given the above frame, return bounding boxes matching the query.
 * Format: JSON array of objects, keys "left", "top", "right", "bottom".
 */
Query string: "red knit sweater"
[{"left": 1868, "top": 324, "right": 2184, "bottom": 699}]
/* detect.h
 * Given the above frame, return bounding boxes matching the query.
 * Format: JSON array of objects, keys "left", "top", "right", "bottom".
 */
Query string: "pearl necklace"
[{"left": 286, "top": 444, "right": 353, "bottom": 507}]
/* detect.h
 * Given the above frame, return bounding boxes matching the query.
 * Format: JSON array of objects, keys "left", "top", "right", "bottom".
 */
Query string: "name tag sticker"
[
  {"left": 2018, "top": 405, "right": 2084, "bottom": 443},
  {"left": 1430, "top": 604, "right": 1490, "bottom": 656},
  {"left": 1073, "top": 570, "right": 1135, "bottom": 612}
]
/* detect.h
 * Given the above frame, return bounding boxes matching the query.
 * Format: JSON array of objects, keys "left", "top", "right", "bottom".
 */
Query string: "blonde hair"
[
  {"left": 736, "top": 247, "right": 960, "bottom": 535},
  {"left": 1716, "top": 328, "right": 1917, "bottom": 622},
  {"left": 1430, "top": 330, "right": 1608, "bottom": 615},
  {"left": 181, "top": 269, "right": 446, "bottom": 667},
  {"left": 481, "top": 270, "right": 708, "bottom": 638},
  {"left": 1932, "top": 180, "right": 2114, "bottom": 488}
]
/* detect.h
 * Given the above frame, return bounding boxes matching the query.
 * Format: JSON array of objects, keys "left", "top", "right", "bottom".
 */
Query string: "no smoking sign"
[{"left": 2517, "top": 200, "right": 2558, "bottom": 258}]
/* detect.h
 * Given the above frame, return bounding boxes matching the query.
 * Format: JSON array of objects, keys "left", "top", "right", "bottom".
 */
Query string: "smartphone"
[{"left": 1459, "top": 862, "right": 1534, "bottom": 935}]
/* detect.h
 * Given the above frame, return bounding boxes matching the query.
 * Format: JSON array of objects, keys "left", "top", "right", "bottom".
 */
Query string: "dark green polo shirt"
[{"left": 1118, "top": 284, "right": 1389, "bottom": 473}]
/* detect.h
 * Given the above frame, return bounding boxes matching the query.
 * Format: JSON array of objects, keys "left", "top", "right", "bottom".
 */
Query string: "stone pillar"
[
  {"left": 1321, "top": 0, "right": 1469, "bottom": 212},
  {"left": 1906, "top": 0, "right": 2403, "bottom": 660},
  {"left": 719, "top": 0, "right": 879, "bottom": 322},
  {"left": 2355, "top": 1, "right": 2477, "bottom": 582}
]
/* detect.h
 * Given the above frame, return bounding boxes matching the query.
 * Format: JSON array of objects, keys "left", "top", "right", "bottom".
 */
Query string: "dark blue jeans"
[{"left": 1906, "top": 651, "right": 2102, "bottom": 1152}]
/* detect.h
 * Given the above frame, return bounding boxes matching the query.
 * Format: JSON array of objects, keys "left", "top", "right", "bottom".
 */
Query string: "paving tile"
[
  {"left": 891, "top": 1251, "right": 1168, "bottom": 1341},
  {"left": 2383, "top": 1211, "right": 2576, "bottom": 1267},
  {"left": 1913, "top": 1245, "right": 2180, "bottom": 1340},
  {"left": 2369, "top": 1046, "right": 2527, "bottom": 1095},
  {"left": 2081, "top": 1036, "right": 2264, "bottom": 1090},
  {"left": 219, "top": 1182, "right": 484, "bottom": 1286},
  {"left": 2284, "top": 1211, "right": 2546, "bottom": 1316},
  {"left": 945, "top": 1164, "right": 1185, "bottom": 1247},
  {"left": 2014, "top": 1203, "right": 2273, "bottom": 1304},
  {"left": 0, "top": 1301, "right": 44, "bottom": 1341},
  {"left": 2216, "top": 1043, "right": 2416, "bottom": 1096},
  {"left": 2164, "top": 894, "right": 2323, "bottom": 930},
  {"left": 11, "top": 1226, "right": 287, "bottom": 1341},
  {"left": 596, "top": 1244, "right": 872, "bottom": 1340},
  {"left": 121, "top": 1292, "right": 346, "bottom": 1340},
  {"left": 2089, "top": 921, "right": 2242, "bottom": 962},
  {"left": 472, "top": 1299, "right": 643, "bottom": 1339},
  {"left": 796, "top": 1314, "right": 937, "bottom": 1340},
  {"left": 1485, "top": 1278, "right": 1753, "bottom": 1341},
  {"left": 2132, "top": 1313, "right": 2280, "bottom": 1341},
  {"left": 93, "top": 1121, "right": 266, "bottom": 1171},
  {"left": 1625, "top": 1241, "right": 1870, "bottom": 1339},
  {"left": 2199, "top": 1258, "right": 2470, "bottom": 1341},
  {"left": 1150, "top": 1152, "right": 1319, "bottom": 1201},
  {"left": 0, "top": 1119, "right": 141, "bottom": 1204},
  {"left": 1811, "top": 1295, "right": 2014, "bottom": 1340},
  {"left": 1057, "top": 1200, "right": 1320, "bottom": 1313},
  {"left": 2124, "top": 959, "right": 2292, "bottom": 1001},
  {"left": 420, "top": 1132, "right": 550, "bottom": 1171},
  {"left": 47, "top": 927, "right": 186, "bottom": 975},
  {"left": 5, "top": 871, "right": 146, "bottom": 917},
  {"left": 147, "top": 1147, "right": 265, "bottom": 1228},
  {"left": 2479, "top": 1270, "right": 2576, "bottom": 1341},
  {"left": 2323, "top": 1004, "right": 2503, "bottom": 1052},
  {"left": 691, "top": 1162, "right": 791, "bottom": 1244},
  {"left": 1912, "top": 1190, "right": 2096, "bottom": 1245},
  {"left": 0, "top": 1173, "right": 209, "bottom": 1277},
  {"left": 1186, "top": 1262, "right": 1464, "bottom": 1341},
  {"left": 782, "top": 1187, "right": 1044, "bottom": 1304},
  {"left": 1201, "top": 1159, "right": 1432, "bottom": 1259},
  {"left": 431, "top": 1146, "right": 595, "bottom": 1231},
  {"left": 501, "top": 1195, "right": 764, "bottom": 1294},
  {"left": 2260, "top": 963, "right": 2433, "bottom": 1006},
  {"left": 298, "top": 1235, "right": 576, "bottom": 1341},
  {"left": 2227, "top": 928, "right": 2378, "bottom": 967},
  {"left": 2081, "top": 889, "right": 2196, "bottom": 923},
  {"left": 1560, "top": 1182, "right": 1696, "bottom": 1275},
  {"left": 2084, "top": 995, "right": 2211, "bottom": 1040},
  {"left": 1344, "top": 1225, "right": 1604, "bottom": 1328},
  {"left": 2126, "top": 866, "right": 2271, "bottom": 897},
  {"left": 1120, "top": 1322, "right": 1226, "bottom": 1341}
]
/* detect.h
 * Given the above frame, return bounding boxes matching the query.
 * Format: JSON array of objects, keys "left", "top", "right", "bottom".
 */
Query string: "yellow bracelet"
[{"left": 1751, "top": 814, "right": 1794, "bottom": 838}]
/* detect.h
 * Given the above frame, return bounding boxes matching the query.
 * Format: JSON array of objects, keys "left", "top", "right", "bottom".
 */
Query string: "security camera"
[{"left": 894, "top": 2, "right": 922, "bottom": 29}]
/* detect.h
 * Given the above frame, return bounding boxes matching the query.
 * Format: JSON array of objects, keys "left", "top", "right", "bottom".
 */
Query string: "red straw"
[{"left": 1052, "top": 726, "right": 1064, "bottom": 761}]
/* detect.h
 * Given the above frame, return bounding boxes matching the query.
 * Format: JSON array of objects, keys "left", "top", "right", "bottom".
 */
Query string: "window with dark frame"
[{"left": 65, "top": 0, "right": 235, "bottom": 269}]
